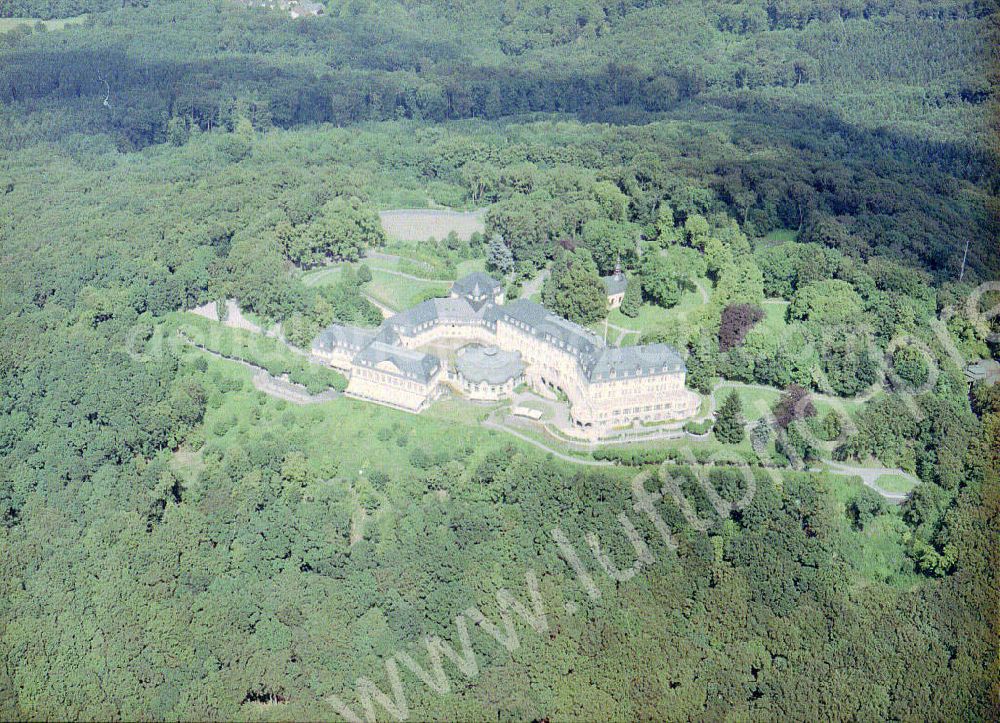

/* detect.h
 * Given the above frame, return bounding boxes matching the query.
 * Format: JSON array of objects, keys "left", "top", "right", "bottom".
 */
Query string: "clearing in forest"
[
  {"left": 379, "top": 208, "right": 486, "bottom": 242},
  {"left": 0, "top": 14, "right": 87, "bottom": 31}
]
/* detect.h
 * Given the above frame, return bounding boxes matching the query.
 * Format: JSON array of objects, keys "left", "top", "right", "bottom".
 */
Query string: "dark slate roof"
[
  {"left": 456, "top": 346, "right": 524, "bottom": 385},
  {"left": 583, "top": 343, "right": 686, "bottom": 381},
  {"left": 313, "top": 288, "right": 687, "bottom": 387},
  {"left": 602, "top": 272, "right": 628, "bottom": 296},
  {"left": 497, "top": 299, "right": 603, "bottom": 357},
  {"left": 373, "top": 325, "right": 401, "bottom": 345},
  {"left": 353, "top": 341, "right": 440, "bottom": 383},
  {"left": 451, "top": 272, "right": 502, "bottom": 300},
  {"left": 385, "top": 297, "right": 486, "bottom": 335},
  {"left": 312, "top": 324, "right": 377, "bottom": 353}
]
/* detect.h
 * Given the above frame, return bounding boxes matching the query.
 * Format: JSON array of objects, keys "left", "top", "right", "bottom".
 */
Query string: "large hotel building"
[{"left": 312, "top": 272, "right": 700, "bottom": 439}]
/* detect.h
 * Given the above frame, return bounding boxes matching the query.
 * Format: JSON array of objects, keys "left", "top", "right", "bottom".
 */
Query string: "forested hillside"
[
  {"left": 2, "top": 0, "right": 997, "bottom": 280},
  {"left": 0, "top": 0, "right": 997, "bottom": 720},
  {"left": 2, "top": 0, "right": 993, "bottom": 153}
]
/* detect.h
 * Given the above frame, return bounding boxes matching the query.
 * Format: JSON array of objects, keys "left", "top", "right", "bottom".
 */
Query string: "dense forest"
[
  {"left": 0, "top": 0, "right": 998, "bottom": 720},
  {"left": 2, "top": 0, "right": 997, "bottom": 281}
]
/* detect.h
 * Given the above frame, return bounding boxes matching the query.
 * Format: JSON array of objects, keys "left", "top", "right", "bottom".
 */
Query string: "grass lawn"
[
  {"left": 180, "top": 354, "right": 618, "bottom": 510},
  {"left": 722, "top": 384, "right": 781, "bottom": 423},
  {"left": 366, "top": 252, "right": 439, "bottom": 278},
  {"left": 723, "top": 382, "right": 874, "bottom": 460},
  {"left": 478, "top": 413, "right": 602, "bottom": 460},
  {"left": 607, "top": 303, "right": 671, "bottom": 333},
  {"left": 301, "top": 249, "right": 484, "bottom": 292},
  {"left": 184, "top": 351, "right": 916, "bottom": 589},
  {"left": 185, "top": 354, "right": 489, "bottom": 480},
  {"left": 872, "top": 473, "right": 919, "bottom": 495},
  {"left": 167, "top": 312, "right": 347, "bottom": 391},
  {"left": 617, "top": 432, "right": 756, "bottom": 461},
  {"left": 370, "top": 250, "right": 486, "bottom": 282},
  {"left": 757, "top": 228, "right": 798, "bottom": 245},
  {"left": 710, "top": 380, "right": 884, "bottom": 462},
  {"left": 821, "top": 474, "right": 923, "bottom": 588},
  {"left": 188, "top": 361, "right": 467, "bottom": 490},
  {"left": 759, "top": 300, "right": 789, "bottom": 333},
  {"left": 380, "top": 241, "right": 465, "bottom": 278},
  {"left": 0, "top": 14, "right": 86, "bottom": 31},
  {"left": 301, "top": 265, "right": 345, "bottom": 288},
  {"left": 597, "top": 278, "right": 709, "bottom": 343},
  {"left": 366, "top": 269, "right": 451, "bottom": 310},
  {"left": 674, "top": 280, "right": 709, "bottom": 315},
  {"left": 423, "top": 397, "right": 496, "bottom": 427},
  {"left": 455, "top": 258, "right": 486, "bottom": 277},
  {"left": 813, "top": 393, "right": 869, "bottom": 419}
]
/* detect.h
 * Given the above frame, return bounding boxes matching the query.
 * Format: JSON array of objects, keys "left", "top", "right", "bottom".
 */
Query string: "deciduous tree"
[
  {"left": 541, "top": 249, "right": 607, "bottom": 324},
  {"left": 773, "top": 384, "right": 816, "bottom": 429},
  {"left": 719, "top": 303, "right": 764, "bottom": 351}
]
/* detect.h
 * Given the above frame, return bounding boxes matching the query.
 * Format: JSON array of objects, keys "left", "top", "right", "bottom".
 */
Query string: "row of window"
[
  {"left": 589, "top": 381, "right": 680, "bottom": 399},
  {"left": 596, "top": 402, "right": 681, "bottom": 420},
  {"left": 355, "top": 367, "right": 427, "bottom": 391},
  {"left": 591, "top": 366, "right": 678, "bottom": 381},
  {"left": 408, "top": 319, "right": 492, "bottom": 334},
  {"left": 464, "top": 379, "right": 514, "bottom": 391}
]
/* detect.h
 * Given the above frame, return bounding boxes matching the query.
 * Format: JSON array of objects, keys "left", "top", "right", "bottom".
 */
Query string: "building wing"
[
  {"left": 582, "top": 344, "right": 685, "bottom": 382},
  {"left": 354, "top": 341, "right": 441, "bottom": 383}
]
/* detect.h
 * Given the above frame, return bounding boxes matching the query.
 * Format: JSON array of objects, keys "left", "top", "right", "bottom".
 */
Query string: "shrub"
[
  {"left": 684, "top": 419, "right": 713, "bottom": 435},
  {"left": 750, "top": 418, "right": 771, "bottom": 453},
  {"left": 410, "top": 448, "right": 433, "bottom": 469},
  {"left": 773, "top": 384, "right": 815, "bottom": 429},
  {"left": 592, "top": 447, "right": 672, "bottom": 465},
  {"left": 368, "top": 470, "right": 390, "bottom": 492},
  {"left": 848, "top": 487, "right": 887, "bottom": 530}
]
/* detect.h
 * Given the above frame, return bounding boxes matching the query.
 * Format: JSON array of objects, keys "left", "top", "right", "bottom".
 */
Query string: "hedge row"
[
  {"left": 593, "top": 445, "right": 759, "bottom": 467},
  {"left": 174, "top": 316, "right": 347, "bottom": 393}
]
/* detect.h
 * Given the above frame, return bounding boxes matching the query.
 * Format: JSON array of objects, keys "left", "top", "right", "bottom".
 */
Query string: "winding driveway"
[
  {"left": 363, "top": 293, "right": 398, "bottom": 318},
  {"left": 482, "top": 417, "right": 613, "bottom": 466},
  {"left": 826, "top": 461, "right": 917, "bottom": 504},
  {"left": 179, "top": 334, "right": 340, "bottom": 405},
  {"left": 704, "top": 380, "right": 880, "bottom": 420},
  {"left": 700, "top": 380, "right": 916, "bottom": 501}
]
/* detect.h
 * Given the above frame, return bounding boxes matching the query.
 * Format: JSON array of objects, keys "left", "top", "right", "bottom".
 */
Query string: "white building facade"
[{"left": 312, "top": 272, "right": 699, "bottom": 438}]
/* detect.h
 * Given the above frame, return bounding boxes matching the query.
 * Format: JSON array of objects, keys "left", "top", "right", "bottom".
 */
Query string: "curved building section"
[
  {"left": 312, "top": 271, "right": 699, "bottom": 435},
  {"left": 455, "top": 346, "right": 524, "bottom": 400}
]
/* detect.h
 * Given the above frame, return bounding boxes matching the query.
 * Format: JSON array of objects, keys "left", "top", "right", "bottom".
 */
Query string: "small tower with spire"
[{"left": 602, "top": 252, "right": 628, "bottom": 310}]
